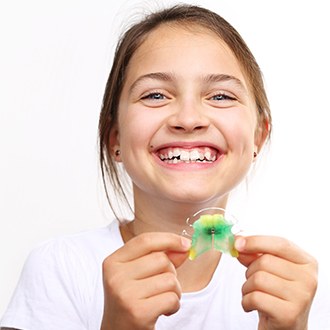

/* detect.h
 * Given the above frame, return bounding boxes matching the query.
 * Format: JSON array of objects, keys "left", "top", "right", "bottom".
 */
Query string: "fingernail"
[
  {"left": 235, "top": 237, "right": 246, "bottom": 252},
  {"left": 181, "top": 237, "right": 191, "bottom": 250}
]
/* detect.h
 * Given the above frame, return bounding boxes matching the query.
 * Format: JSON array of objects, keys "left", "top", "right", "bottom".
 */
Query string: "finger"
[
  {"left": 236, "top": 251, "right": 261, "bottom": 268},
  {"left": 241, "top": 290, "right": 305, "bottom": 329},
  {"left": 118, "top": 251, "right": 177, "bottom": 280},
  {"left": 235, "top": 236, "right": 313, "bottom": 265},
  {"left": 242, "top": 290, "right": 286, "bottom": 318},
  {"left": 245, "top": 253, "right": 299, "bottom": 281},
  {"left": 116, "top": 292, "right": 181, "bottom": 328},
  {"left": 144, "top": 292, "right": 181, "bottom": 318},
  {"left": 134, "top": 272, "right": 182, "bottom": 300},
  {"left": 166, "top": 250, "right": 189, "bottom": 268},
  {"left": 112, "top": 232, "right": 191, "bottom": 262},
  {"left": 242, "top": 270, "right": 294, "bottom": 301}
]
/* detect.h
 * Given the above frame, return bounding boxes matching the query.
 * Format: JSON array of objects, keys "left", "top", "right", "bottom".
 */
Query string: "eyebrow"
[
  {"left": 128, "top": 72, "right": 247, "bottom": 94},
  {"left": 129, "top": 72, "right": 174, "bottom": 94},
  {"left": 202, "top": 73, "right": 247, "bottom": 93}
]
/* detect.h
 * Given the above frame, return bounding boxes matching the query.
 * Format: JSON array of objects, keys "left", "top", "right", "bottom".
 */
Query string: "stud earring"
[
  {"left": 115, "top": 149, "right": 121, "bottom": 156},
  {"left": 253, "top": 151, "right": 257, "bottom": 158}
]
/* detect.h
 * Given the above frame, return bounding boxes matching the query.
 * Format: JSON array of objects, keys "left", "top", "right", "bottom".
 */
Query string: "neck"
[{"left": 130, "top": 188, "right": 229, "bottom": 236}]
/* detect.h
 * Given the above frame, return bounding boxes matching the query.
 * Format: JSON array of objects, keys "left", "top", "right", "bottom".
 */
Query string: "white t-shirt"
[{"left": 1, "top": 220, "right": 329, "bottom": 329}]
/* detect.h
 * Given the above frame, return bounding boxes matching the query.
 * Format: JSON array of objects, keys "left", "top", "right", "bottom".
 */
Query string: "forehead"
[{"left": 124, "top": 23, "right": 249, "bottom": 89}]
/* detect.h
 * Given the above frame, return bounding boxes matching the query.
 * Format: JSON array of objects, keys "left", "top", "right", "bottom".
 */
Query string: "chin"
[{"left": 167, "top": 190, "right": 228, "bottom": 207}]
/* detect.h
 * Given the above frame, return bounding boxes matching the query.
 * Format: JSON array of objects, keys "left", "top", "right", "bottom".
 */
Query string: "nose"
[{"left": 167, "top": 101, "right": 210, "bottom": 133}]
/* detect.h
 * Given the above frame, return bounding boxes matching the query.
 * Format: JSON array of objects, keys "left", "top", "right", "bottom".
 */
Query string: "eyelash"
[
  {"left": 141, "top": 92, "right": 167, "bottom": 100},
  {"left": 140, "top": 91, "right": 237, "bottom": 102},
  {"left": 209, "top": 92, "right": 236, "bottom": 101}
]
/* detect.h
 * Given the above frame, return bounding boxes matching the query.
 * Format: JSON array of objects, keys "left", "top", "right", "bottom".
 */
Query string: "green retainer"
[{"left": 189, "top": 214, "right": 239, "bottom": 260}]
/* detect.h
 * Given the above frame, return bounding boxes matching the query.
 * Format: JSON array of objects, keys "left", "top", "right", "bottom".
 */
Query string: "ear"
[
  {"left": 109, "top": 125, "right": 122, "bottom": 162},
  {"left": 254, "top": 119, "right": 270, "bottom": 157}
]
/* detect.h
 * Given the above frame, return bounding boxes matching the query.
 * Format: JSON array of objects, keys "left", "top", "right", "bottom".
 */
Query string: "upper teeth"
[{"left": 159, "top": 147, "right": 217, "bottom": 162}]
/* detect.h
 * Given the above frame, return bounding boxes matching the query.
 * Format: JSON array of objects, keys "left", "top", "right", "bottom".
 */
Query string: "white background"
[{"left": 1, "top": 0, "right": 329, "bottom": 316}]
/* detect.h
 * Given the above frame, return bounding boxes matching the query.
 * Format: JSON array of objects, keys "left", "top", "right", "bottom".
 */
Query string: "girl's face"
[{"left": 113, "top": 24, "right": 261, "bottom": 207}]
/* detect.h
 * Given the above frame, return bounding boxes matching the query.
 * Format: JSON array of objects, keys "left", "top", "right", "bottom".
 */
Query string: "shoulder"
[
  {"left": 19, "top": 220, "right": 123, "bottom": 288},
  {"left": 0, "top": 221, "right": 123, "bottom": 329},
  {"left": 30, "top": 220, "right": 122, "bottom": 265}
]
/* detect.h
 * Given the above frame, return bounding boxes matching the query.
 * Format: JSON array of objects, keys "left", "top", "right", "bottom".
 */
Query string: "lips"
[{"left": 156, "top": 145, "right": 221, "bottom": 164}]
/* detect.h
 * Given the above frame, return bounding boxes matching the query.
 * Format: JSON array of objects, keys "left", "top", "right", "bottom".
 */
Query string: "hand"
[
  {"left": 101, "top": 232, "right": 191, "bottom": 330},
  {"left": 235, "top": 236, "right": 318, "bottom": 330}
]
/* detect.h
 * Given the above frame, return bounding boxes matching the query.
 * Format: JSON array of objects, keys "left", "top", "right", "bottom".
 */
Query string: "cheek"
[
  {"left": 231, "top": 125, "right": 255, "bottom": 151},
  {"left": 219, "top": 110, "right": 256, "bottom": 153},
  {"left": 118, "top": 110, "right": 159, "bottom": 149}
]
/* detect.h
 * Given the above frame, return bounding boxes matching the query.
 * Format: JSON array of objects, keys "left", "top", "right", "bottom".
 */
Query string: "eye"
[
  {"left": 141, "top": 92, "right": 166, "bottom": 100},
  {"left": 210, "top": 92, "right": 236, "bottom": 101},
  {"left": 139, "top": 90, "right": 171, "bottom": 108}
]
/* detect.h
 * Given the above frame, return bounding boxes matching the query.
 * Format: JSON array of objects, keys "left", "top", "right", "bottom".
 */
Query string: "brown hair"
[{"left": 98, "top": 4, "right": 272, "bottom": 218}]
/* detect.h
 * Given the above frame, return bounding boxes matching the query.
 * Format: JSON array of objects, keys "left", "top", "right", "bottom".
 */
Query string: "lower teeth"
[{"left": 163, "top": 159, "right": 213, "bottom": 164}]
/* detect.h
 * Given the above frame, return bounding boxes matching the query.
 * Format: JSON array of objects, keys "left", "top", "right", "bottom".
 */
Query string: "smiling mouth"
[{"left": 157, "top": 147, "right": 219, "bottom": 164}]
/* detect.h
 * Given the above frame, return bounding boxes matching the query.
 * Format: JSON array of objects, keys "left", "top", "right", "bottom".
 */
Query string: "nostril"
[{"left": 173, "top": 125, "right": 205, "bottom": 131}]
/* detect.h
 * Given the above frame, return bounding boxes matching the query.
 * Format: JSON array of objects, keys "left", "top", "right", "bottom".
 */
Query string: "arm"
[{"left": 235, "top": 236, "right": 318, "bottom": 330}]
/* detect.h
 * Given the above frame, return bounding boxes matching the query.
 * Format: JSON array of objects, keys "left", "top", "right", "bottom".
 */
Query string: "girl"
[{"left": 1, "top": 4, "right": 322, "bottom": 330}]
